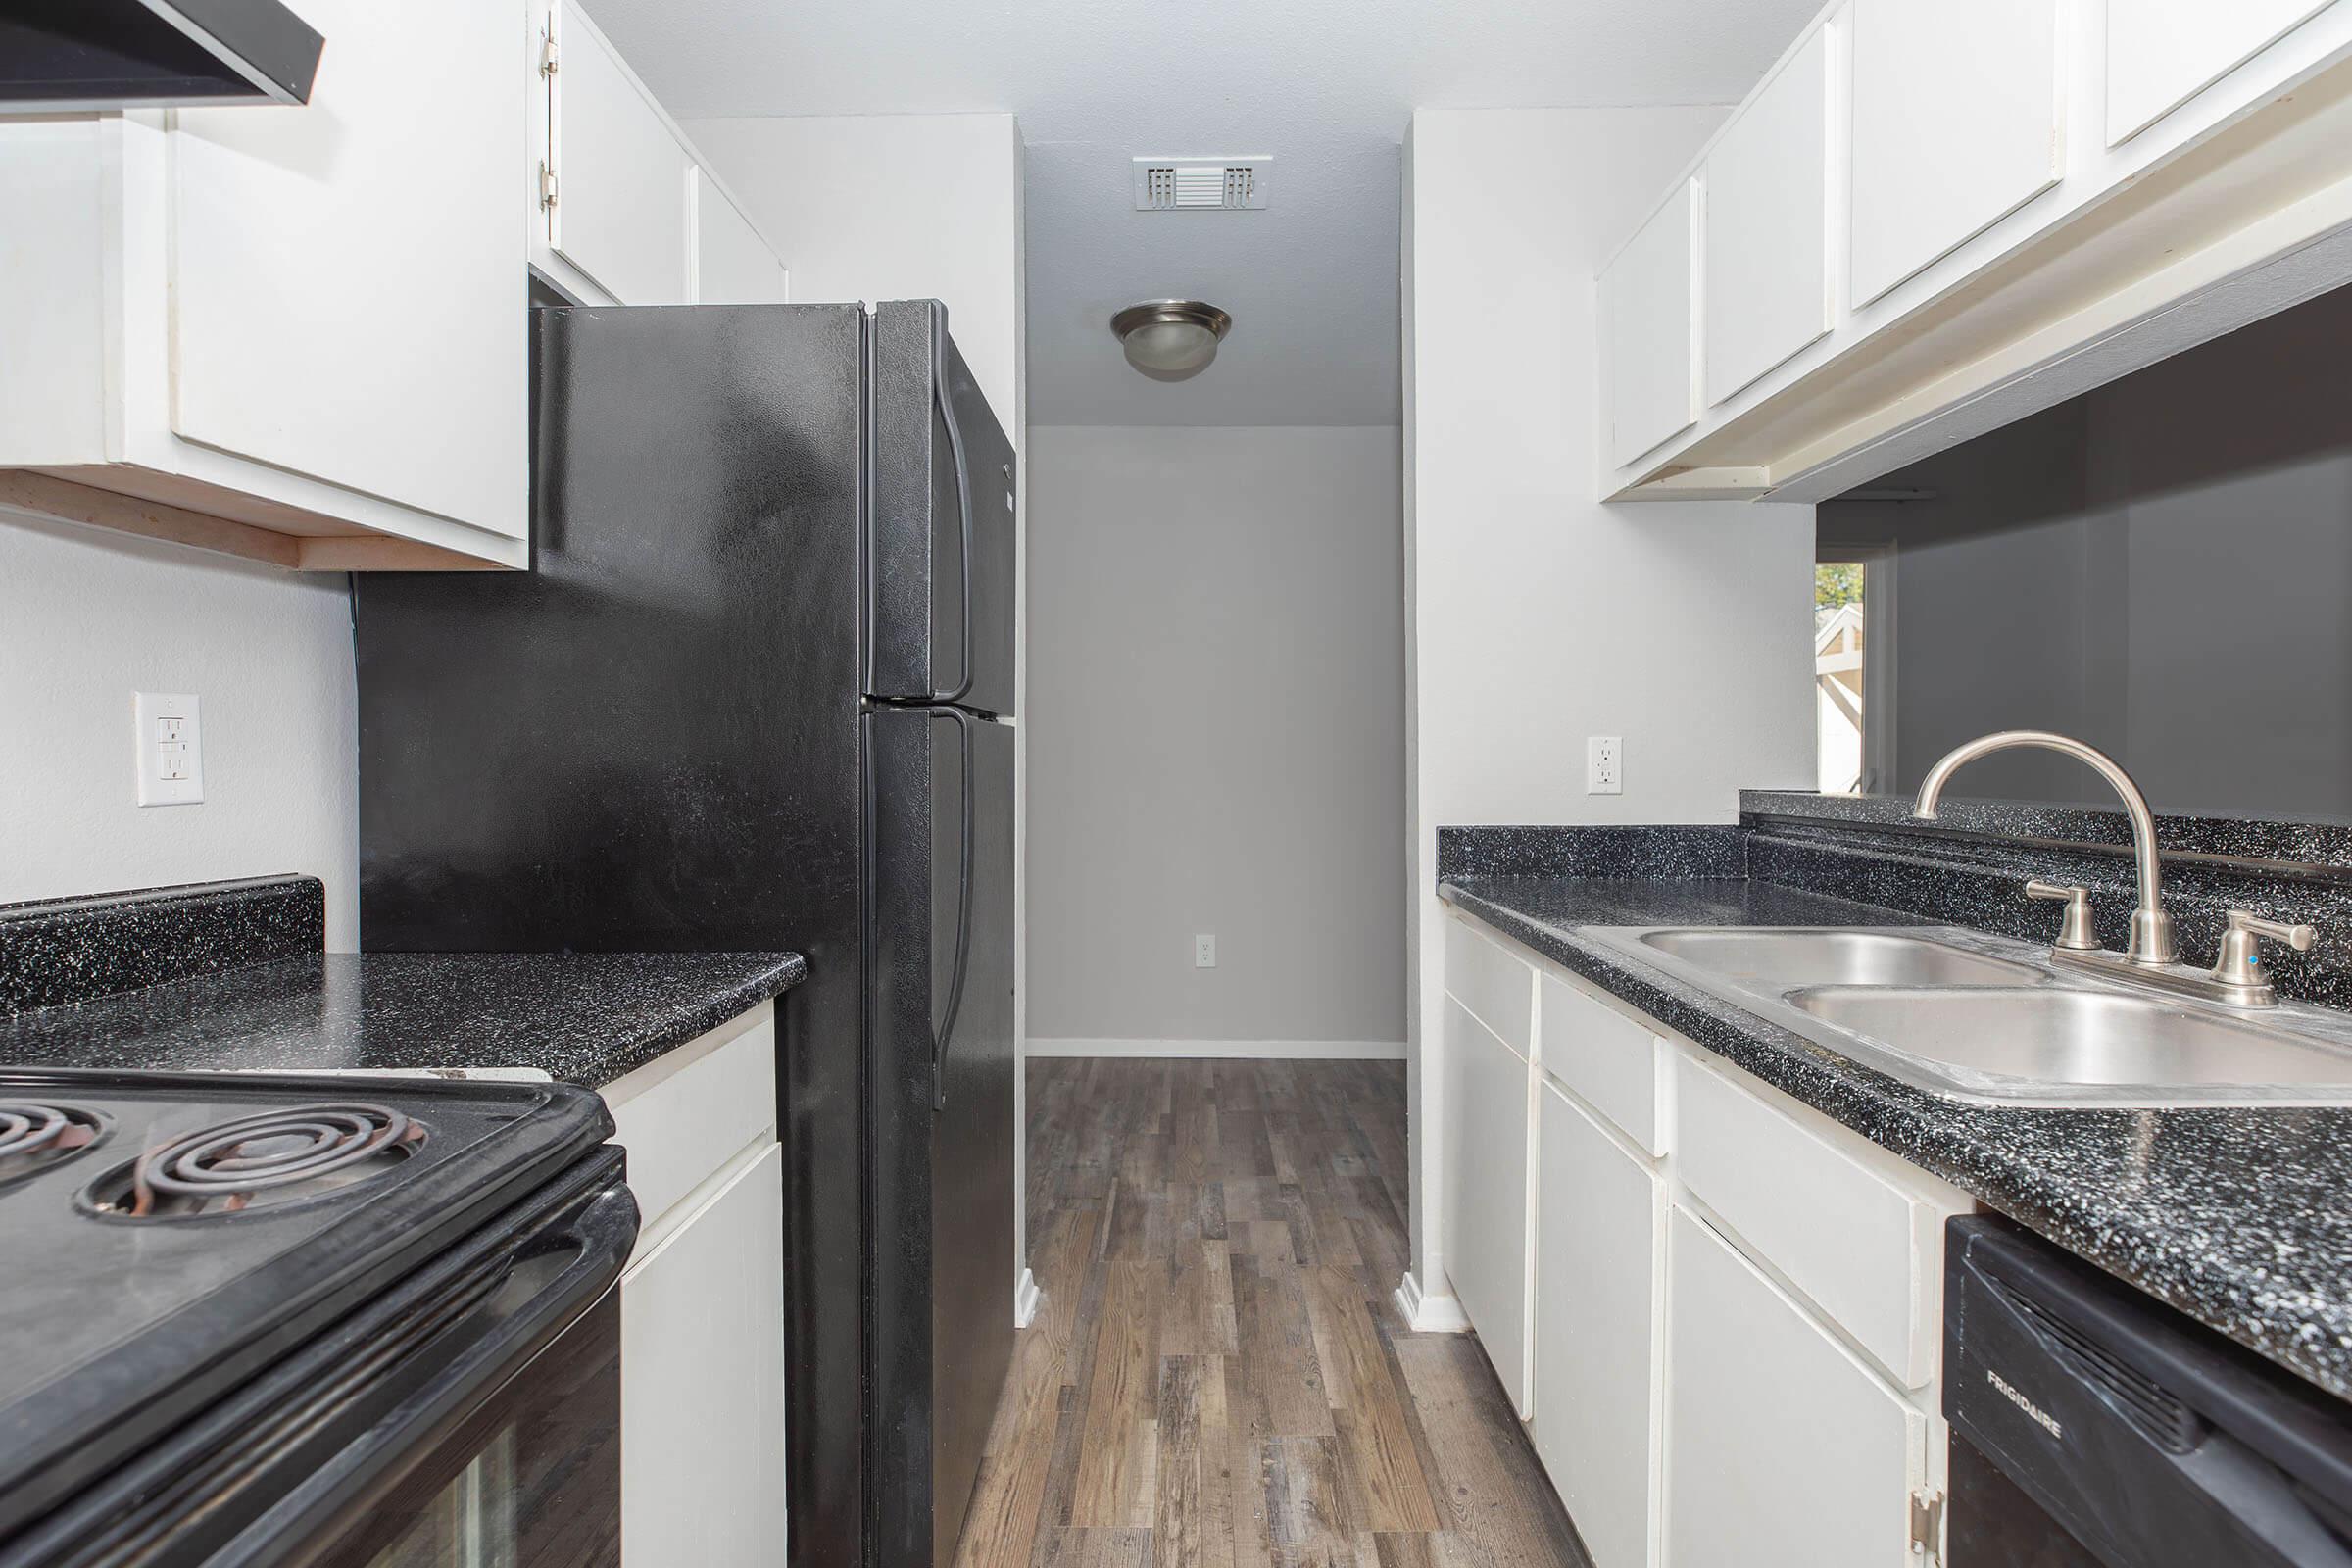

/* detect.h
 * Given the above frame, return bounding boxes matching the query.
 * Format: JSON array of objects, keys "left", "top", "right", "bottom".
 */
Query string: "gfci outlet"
[
  {"left": 1587, "top": 735, "right": 1623, "bottom": 795},
  {"left": 1194, "top": 934, "right": 1217, "bottom": 969},
  {"left": 134, "top": 692, "right": 204, "bottom": 807}
]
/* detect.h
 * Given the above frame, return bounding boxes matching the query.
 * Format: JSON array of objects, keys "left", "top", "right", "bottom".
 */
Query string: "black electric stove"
[{"left": 0, "top": 1067, "right": 636, "bottom": 1568}]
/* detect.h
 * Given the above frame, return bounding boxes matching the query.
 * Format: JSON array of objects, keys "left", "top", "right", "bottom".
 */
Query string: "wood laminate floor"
[{"left": 953, "top": 1057, "right": 1592, "bottom": 1568}]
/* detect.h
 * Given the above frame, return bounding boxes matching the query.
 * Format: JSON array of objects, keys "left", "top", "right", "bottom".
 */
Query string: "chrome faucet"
[
  {"left": 1913, "top": 730, "right": 2176, "bottom": 966},
  {"left": 1911, "top": 729, "right": 2317, "bottom": 1007}
]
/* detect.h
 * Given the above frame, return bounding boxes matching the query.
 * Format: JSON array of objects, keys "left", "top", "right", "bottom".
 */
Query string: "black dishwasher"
[{"left": 1944, "top": 1215, "right": 2352, "bottom": 1566}]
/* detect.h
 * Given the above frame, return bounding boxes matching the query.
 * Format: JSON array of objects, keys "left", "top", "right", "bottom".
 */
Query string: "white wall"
[
  {"left": 1402, "top": 108, "right": 1816, "bottom": 1316},
  {"left": 0, "top": 512, "right": 359, "bottom": 947},
  {"left": 1024, "top": 424, "right": 1406, "bottom": 1054}
]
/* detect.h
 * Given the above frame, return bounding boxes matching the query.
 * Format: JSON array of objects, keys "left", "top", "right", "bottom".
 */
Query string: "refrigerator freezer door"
[
  {"left": 868, "top": 300, "right": 1017, "bottom": 717},
  {"left": 865, "top": 707, "right": 1016, "bottom": 1568}
]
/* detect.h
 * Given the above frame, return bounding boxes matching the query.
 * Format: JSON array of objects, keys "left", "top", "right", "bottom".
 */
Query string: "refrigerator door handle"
[
  {"left": 928, "top": 304, "right": 977, "bottom": 707},
  {"left": 932, "top": 708, "right": 977, "bottom": 1108}
]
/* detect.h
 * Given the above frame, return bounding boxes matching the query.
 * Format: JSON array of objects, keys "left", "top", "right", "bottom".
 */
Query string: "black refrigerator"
[{"left": 352, "top": 299, "right": 1017, "bottom": 1568}]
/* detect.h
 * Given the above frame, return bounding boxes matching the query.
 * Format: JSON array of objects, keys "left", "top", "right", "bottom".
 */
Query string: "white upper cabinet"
[
  {"left": 1600, "top": 181, "right": 1699, "bottom": 468},
  {"left": 1702, "top": 22, "right": 1834, "bottom": 406},
  {"left": 170, "top": 0, "right": 522, "bottom": 542},
  {"left": 545, "top": 0, "right": 692, "bottom": 305},
  {"left": 0, "top": 0, "right": 528, "bottom": 568},
  {"left": 694, "top": 172, "right": 791, "bottom": 305},
  {"left": 1589, "top": 0, "right": 2352, "bottom": 498},
  {"left": 1847, "top": 0, "right": 2062, "bottom": 306},
  {"left": 530, "top": 0, "right": 788, "bottom": 312},
  {"left": 2106, "top": 0, "right": 2337, "bottom": 144}
]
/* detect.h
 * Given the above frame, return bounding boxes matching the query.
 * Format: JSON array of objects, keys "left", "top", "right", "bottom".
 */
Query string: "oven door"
[
  {"left": 4, "top": 1155, "right": 636, "bottom": 1568},
  {"left": 249, "top": 1174, "right": 636, "bottom": 1568},
  {"left": 306, "top": 1283, "right": 621, "bottom": 1568}
]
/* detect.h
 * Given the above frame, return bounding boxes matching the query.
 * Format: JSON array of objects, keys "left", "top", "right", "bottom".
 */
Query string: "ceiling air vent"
[{"left": 1133, "top": 157, "right": 1272, "bottom": 212}]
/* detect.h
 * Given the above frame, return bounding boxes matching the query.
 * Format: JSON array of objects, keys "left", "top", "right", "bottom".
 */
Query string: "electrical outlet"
[
  {"left": 135, "top": 692, "right": 204, "bottom": 806},
  {"left": 1194, "top": 934, "right": 1217, "bottom": 969},
  {"left": 1587, "top": 735, "right": 1623, "bottom": 795}
]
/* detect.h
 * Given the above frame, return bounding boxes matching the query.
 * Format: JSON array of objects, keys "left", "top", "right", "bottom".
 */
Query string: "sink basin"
[
  {"left": 1635, "top": 928, "right": 2046, "bottom": 990},
  {"left": 1789, "top": 986, "right": 2352, "bottom": 1103}
]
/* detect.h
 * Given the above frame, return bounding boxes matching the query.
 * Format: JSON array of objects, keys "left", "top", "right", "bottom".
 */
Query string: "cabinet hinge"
[
  {"left": 1909, "top": 1489, "right": 1944, "bottom": 1561},
  {"left": 540, "top": 31, "right": 560, "bottom": 75},
  {"left": 538, "top": 161, "right": 560, "bottom": 211}
]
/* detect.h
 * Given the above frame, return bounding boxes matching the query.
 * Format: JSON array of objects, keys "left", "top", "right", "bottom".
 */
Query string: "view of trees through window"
[{"left": 1816, "top": 563, "right": 1866, "bottom": 792}]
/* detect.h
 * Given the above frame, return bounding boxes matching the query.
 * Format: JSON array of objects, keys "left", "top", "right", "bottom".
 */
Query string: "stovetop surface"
[{"left": 0, "top": 1066, "right": 612, "bottom": 1516}]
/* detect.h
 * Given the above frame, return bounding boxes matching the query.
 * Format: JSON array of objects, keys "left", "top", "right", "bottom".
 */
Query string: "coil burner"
[
  {"left": 0, "top": 1102, "right": 105, "bottom": 1186},
  {"left": 88, "top": 1102, "right": 427, "bottom": 1218}
]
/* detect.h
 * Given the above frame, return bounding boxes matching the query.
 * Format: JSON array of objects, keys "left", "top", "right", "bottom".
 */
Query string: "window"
[{"left": 1814, "top": 545, "right": 1894, "bottom": 794}]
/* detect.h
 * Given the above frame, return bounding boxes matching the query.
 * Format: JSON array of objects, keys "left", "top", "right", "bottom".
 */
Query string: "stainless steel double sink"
[{"left": 1584, "top": 925, "right": 2352, "bottom": 1108}]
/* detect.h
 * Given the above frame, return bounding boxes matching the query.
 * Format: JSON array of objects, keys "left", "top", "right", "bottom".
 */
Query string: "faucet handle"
[
  {"left": 2210, "top": 910, "right": 2318, "bottom": 994},
  {"left": 2025, "top": 880, "right": 2100, "bottom": 951}
]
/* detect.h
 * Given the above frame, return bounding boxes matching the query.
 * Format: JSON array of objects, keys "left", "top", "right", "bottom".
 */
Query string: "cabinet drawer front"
[
  {"left": 1537, "top": 969, "right": 1666, "bottom": 1156},
  {"left": 605, "top": 1003, "right": 777, "bottom": 1242},
  {"left": 1664, "top": 1206, "right": 1924, "bottom": 1568},
  {"left": 1446, "top": 914, "right": 1535, "bottom": 1056},
  {"left": 1672, "top": 1049, "right": 1938, "bottom": 1388}
]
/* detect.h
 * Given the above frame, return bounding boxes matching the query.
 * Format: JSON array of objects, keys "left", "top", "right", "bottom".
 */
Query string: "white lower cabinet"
[
  {"left": 1530, "top": 1079, "right": 1664, "bottom": 1568},
  {"left": 621, "top": 1140, "right": 788, "bottom": 1567},
  {"left": 1663, "top": 1205, "right": 1928, "bottom": 1567},
  {"left": 1445, "top": 918, "right": 1959, "bottom": 1566},
  {"left": 1441, "top": 996, "right": 1533, "bottom": 1414},
  {"left": 603, "top": 1004, "right": 787, "bottom": 1566}
]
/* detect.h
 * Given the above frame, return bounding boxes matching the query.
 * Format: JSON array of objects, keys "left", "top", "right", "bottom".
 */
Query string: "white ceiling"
[{"left": 590, "top": 0, "right": 1824, "bottom": 427}]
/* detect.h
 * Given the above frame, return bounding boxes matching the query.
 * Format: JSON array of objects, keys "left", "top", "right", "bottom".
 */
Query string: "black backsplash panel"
[
  {"left": 1437, "top": 825, "right": 1747, "bottom": 880},
  {"left": 0, "top": 876, "right": 323, "bottom": 1014},
  {"left": 1741, "top": 790, "right": 2352, "bottom": 872}
]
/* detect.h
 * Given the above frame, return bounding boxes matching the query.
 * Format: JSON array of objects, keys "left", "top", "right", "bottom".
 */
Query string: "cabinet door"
[
  {"left": 1441, "top": 997, "right": 1532, "bottom": 1413},
  {"left": 2106, "top": 0, "right": 2334, "bottom": 145},
  {"left": 169, "top": 0, "right": 524, "bottom": 538},
  {"left": 1663, "top": 1206, "right": 1925, "bottom": 1567},
  {"left": 1600, "top": 180, "right": 1698, "bottom": 468},
  {"left": 1530, "top": 1081, "right": 1664, "bottom": 1568},
  {"left": 694, "top": 172, "right": 789, "bottom": 304},
  {"left": 1702, "top": 24, "right": 1834, "bottom": 405},
  {"left": 1848, "top": 0, "right": 2061, "bottom": 306},
  {"left": 621, "top": 1141, "right": 787, "bottom": 1567},
  {"left": 548, "top": 0, "right": 692, "bottom": 305}
]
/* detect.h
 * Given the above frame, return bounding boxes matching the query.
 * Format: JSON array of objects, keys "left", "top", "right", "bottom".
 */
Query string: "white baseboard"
[
  {"left": 1393, "top": 1270, "right": 1470, "bottom": 1333},
  {"left": 1025, "top": 1037, "right": 1407, "bottom": 1060},
  {"left": 1012, "top": 1266, "right": 1041, "bottom": 1330}
]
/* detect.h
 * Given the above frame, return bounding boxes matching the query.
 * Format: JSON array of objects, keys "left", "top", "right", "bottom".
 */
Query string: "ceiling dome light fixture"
[{"left": 1111, "top": 300, "right": 1232, "bottom": 379}]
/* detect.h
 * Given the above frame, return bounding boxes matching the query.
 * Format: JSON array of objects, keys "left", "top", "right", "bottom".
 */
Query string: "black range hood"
[{"left": 1, "top": 0, "right": 324, "bottom": 110}]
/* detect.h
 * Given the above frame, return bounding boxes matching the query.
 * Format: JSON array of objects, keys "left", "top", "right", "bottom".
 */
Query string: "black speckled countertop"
[
  {"left": 1442, "top": 872, "right": 2352, "bottom": 1403},
  {"left": 0, "top": 951, "right": 806, "bottom": 1090}
]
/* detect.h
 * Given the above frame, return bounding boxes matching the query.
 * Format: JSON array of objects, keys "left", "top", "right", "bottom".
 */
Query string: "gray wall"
[
  {"left": 1024, "top": 424, "right": 1407, "bottom": 1047},
  {"left": 1821, "top": 281, "right": 2352, "bottom": 822}
]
